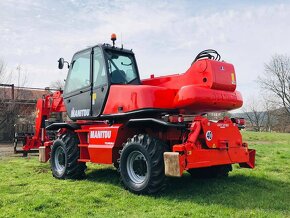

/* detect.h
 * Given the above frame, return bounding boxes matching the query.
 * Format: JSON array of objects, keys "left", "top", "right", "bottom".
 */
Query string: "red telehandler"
[{"left": 21, "top": 34, "right": 255, "bottom": 194}]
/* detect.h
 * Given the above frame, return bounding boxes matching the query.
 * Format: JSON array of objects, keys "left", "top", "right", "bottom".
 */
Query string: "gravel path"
[
  {"left": 0, "top": 142, "right": 38, "bottom": 158},
  {"left": 0, "top": 142, "right": 14, "bottom": 157}
]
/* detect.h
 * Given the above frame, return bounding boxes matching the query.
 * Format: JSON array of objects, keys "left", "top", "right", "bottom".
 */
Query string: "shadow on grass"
[
  {"left": 85, "top": 167, "right": 290, "bottom": 211},
  {"left": 85, "top": 167, "right": 120, "bottom": 185},
  {"left": 162, "top": 174, "right": 290, "bottom": 211}
]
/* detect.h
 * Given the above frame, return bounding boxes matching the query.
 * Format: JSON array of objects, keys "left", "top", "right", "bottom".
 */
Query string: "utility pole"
[{"left": 16, "top": 65, "right": 20, "bottom": 87}]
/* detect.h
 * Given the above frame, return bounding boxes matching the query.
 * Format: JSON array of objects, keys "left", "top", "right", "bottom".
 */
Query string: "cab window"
[
  {"left": 65, "top": 50, "right": 90, "bottom": 93},
  {"left": 105, "top": 50, "right": 139, "bottom": 84},
  {"left": 93, "top": 47, "right": 107, "bottom": 87}
]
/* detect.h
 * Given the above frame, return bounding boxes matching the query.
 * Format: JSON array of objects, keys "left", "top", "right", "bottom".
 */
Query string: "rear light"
[
  {"left": 178, "top": 116, "right": 184, "bottom": 123},
  {"left": 168, "top": 115, "right": 184, "bottom": 123},
  {"left": 236, "top": 118, "right": 245, "bottom": 125},
  {"left": 231, "top": 118, "right": 245, "bottom": 129}
]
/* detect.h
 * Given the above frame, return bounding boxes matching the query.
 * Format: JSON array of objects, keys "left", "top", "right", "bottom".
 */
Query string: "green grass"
[{"left": 0, "top": 131, "right": 289, "bottom": 218}]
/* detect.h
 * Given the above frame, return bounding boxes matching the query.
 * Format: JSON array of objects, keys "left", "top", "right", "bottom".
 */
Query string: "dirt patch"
[
  {"left": 34, "top": 166, "right": 50, "bottom": 174},
  {"left": 0, "top": 142, "right": 38, "bottom": 158},
  {"left": 0, "top": 143, "right": 14, "bottom": 157}
]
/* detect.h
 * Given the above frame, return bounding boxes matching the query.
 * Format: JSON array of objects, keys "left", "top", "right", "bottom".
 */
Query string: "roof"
[{"left": 0, "top": 86, "right": 50, "bottom": 101}]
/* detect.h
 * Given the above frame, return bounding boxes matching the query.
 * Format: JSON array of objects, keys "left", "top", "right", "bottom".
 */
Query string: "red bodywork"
[
  {"left": 22, "top": 91, "right": 65, "bottom": 151},
  {"left": 70, "top": 116, "right": 255, "bottom": 176},
  {"left": 103, "top": 59, "right": 242, "bottom": 115},
  {"left": 171, "top": 116, "right": 255, "bottom": 174},
  {"left": 25, "top": 58, "right": 255, "bottom": 175}
]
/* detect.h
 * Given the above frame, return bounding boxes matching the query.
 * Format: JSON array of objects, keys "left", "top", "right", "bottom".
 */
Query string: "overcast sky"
[{"left": 1, "top": 0, "right": 290, "bottom": 106}]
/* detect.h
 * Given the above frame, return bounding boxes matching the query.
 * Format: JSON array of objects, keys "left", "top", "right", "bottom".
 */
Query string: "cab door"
[
  {"left": 63, "top": 49, "right": 92, "bottom": 120},
  {"left": 91, "top": 47, "right": 109, "bottom": 117}
]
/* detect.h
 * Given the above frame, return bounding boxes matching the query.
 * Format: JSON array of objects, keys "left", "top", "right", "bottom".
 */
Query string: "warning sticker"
[
  {"left": 92, "top": 93, "right": 97, "bottom": 105},
  {"left": 206, "top": 131, "right": 213, "bottom": 141},
  {"left": 231, "top": 73, "right": 236, "bottom": 85}
]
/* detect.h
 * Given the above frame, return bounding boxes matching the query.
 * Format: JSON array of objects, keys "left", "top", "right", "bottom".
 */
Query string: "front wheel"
[
  {"left": 50, "top": 132, "right": 86, "bottom": 179},
  {"left": 120, "top": 134, "right": 166, "bottom": 194}
]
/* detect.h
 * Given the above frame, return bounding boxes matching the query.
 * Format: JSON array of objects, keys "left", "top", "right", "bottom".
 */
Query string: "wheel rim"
[
  {"left": 54, "top": 146, "right": 66, "bottom": 174},
  {"left": 126, "top": 151, "right": 148, "bottom": 184}
]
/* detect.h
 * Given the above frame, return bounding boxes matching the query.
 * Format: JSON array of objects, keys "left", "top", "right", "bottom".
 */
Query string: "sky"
[{"left": 0, "top": 0, "right": 290, "bottom": 107}]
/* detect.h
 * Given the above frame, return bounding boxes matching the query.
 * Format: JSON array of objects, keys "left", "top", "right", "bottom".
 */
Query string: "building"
[{"left": 0, "top": 85, "right": 50, "bottom": 141}]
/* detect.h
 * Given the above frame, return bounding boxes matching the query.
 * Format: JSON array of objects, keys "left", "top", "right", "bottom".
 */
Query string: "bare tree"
[
  {"left": 50, "top": 79, "right": 65, "bottom": 90},
  {"left": 259, "top": 94, "right": 277, "bottom": 132},
  {"left": 259, "top": 55, "right": 290, "bottom": 116},
  {"left": 273, "top": 108, "right": 290, "bottom": 132},
  {"left": 0, "top": 60, "right": 13, "bottom": 140},
  {"left": 0, "top": 60, "right": 29, "bottom": 141},
  {"left": 243, "top": 99, "right": 266, "bottom": 132},
  {"left": 0, "top": 60, "right": 6, "bottom": 82},
  {"left": 263, "top": 99, "right": 274, "bottom": 132}
]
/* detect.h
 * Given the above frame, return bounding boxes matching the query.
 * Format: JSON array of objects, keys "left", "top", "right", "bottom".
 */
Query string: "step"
[{"left": 78, "top": 159, "right": 90, "bottom": 162}]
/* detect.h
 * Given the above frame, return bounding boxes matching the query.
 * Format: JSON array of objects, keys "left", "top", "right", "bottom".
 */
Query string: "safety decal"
[
  {"left": 92, "top": 93, "right": 97, "bottom": 105},
  {"left": 231, "top": 73, "right": 236, "bottom": 85},
  {"left": 35, "top": 109, "right": 40, "bottom": 118},
  {"left": 206, "top": 131, "right": 213, "bottom": 141}
]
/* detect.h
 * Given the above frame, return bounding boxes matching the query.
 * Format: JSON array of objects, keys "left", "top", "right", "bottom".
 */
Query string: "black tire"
[
  {"left": 50, "top": 131, "right": 86, "bottom": 179},
  {"left": 113, "top": 162, "right": 119, "bottom": 170},
  {"left": 187, "top": 164, "right": 232, "bottom": 179},
  {"left": 120, "top": 134, "right": 166, "bottom": 194},
  {"left": 22, "top": 151, "right": 28, "bottom": 157}
]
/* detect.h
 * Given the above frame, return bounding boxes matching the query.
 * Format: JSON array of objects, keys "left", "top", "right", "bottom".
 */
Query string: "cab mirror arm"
[{"left": 58, "top": 58, "right": 70, "bottom": 69}]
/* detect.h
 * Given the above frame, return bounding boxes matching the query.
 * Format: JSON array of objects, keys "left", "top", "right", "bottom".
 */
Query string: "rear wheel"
[
  {"left": 187, "top": 164, "right": 232, "bottom": 179},
  {"left": 120, "top": 134, "right": 166, "bottom": 194},
  {"left": 50, "top": 131, "right": 86, "bottom": 179}
]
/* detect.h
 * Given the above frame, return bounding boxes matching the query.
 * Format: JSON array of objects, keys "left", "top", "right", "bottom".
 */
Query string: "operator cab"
[{"left": 61, "top": 36, "right": 141, "bottom": 120}]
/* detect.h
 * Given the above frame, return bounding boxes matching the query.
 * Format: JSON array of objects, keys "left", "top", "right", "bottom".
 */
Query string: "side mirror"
[{"left": 58, "top": 58, "right": 64, "bottom": 69}]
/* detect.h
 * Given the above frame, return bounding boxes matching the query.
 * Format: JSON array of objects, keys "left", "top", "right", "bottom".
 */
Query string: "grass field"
[{"left": 0, "top": 131, "right": 289, "bottom": 218}]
